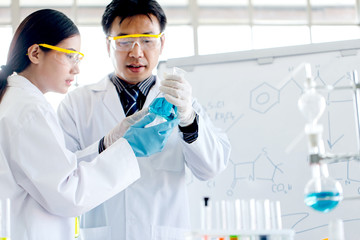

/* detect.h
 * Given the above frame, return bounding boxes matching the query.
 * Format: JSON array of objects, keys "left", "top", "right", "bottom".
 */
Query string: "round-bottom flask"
[{"left": 304, "top": 163, "right": 343, "bottom": 213}]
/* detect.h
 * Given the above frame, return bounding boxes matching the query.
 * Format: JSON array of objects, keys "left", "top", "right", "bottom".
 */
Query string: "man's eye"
[
  {"left": 142, "top": 38, "right": 153, "bottom": 43},
  {"left": 118, "top": 41, "right": 131, "bottom": 46}
]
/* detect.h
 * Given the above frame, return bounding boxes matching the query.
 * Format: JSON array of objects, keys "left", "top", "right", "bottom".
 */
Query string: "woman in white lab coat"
[{"left": 0, "top": 9, "right": 177, "bottom": 240}]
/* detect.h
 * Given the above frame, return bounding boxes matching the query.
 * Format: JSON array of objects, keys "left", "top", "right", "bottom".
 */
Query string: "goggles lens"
[
  {"left": 38, "top": 43, "right": 84, "bottom": 66},
  {"left": 108, "top": 33, "right": 163, "bottom": 52},
  {"left": 63, "top": 52, "right": 83, "bottom": 65}
]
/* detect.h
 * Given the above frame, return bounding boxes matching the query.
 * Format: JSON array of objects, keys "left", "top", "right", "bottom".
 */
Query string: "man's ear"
[
  {"left": 27, "top": 44, "right": 42, "bottom": 64},
  {"left": 159, "top": 33, "right": 165, "bottom": 54},
  {"left": 106, "top": 38, "right": 111, "bottom": 57}
]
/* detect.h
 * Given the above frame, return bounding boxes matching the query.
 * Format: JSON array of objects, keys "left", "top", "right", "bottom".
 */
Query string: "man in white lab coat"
[{"left": 57, "top": 0, "right": 231, "bottom": 239}]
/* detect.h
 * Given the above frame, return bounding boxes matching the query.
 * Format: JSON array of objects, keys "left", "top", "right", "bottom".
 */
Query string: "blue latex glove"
[{"left": 123, "top": 113, "right": 179, "bottom": 157}]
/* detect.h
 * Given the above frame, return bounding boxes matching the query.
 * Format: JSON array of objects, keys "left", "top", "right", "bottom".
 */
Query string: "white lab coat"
[
  {"left": 0, "top": 75, "right": 141, "bottom": 240},
  {"left": 57, "top": 74, "right": 231, "bottom": 240}
]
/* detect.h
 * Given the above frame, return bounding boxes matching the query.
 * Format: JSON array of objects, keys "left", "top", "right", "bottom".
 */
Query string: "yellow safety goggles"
[
  {"left": 38, "top": 43, "right": 84, "bottom": 65},
  {"left": 107, "top": 33, "right": 163, "bottom": 51}
]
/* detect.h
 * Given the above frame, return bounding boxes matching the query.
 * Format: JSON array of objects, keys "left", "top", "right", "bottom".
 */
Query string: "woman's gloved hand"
[
  {"left": 159, "top": 74, "right": 195, "bottom": 127},
  {"left": 104, "top": 108, "right": 149, "bottom": 148},
  {"left": 123, "top": 113, "right": 179, "bottom": 157}
]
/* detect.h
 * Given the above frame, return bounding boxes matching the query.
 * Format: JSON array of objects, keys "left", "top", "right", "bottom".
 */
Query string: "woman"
[{"left": 0, "top": 9, "right": 177, "bottom": 240}]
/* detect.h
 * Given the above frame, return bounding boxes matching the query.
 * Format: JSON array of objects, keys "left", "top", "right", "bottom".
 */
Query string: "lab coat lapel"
[
  {"left": 143, "top": 76, "right": 161, "bottom": 108},
  {"left": 99, "top": 76, "right": 126, "bottom": 122},
  {"left": 96, "top": 75, "right": 160, "bottom": 120}
]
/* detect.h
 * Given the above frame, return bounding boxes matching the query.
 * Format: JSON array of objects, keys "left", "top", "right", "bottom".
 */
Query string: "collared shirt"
[{"left": 110, "top": 73, "right": 156, "bottom": 113}]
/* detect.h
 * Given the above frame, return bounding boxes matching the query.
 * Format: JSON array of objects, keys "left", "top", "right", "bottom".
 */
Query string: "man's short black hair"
[{"left": 102, "top": 0, "right": 167, "bottom": 36}]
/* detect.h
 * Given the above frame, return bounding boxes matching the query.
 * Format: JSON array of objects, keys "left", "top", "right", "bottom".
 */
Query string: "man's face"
[{"left": 107, "top": 14, "right": 165, "bottom": 84}]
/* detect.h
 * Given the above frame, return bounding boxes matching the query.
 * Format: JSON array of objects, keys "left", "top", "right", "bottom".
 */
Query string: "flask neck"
[
  {"left": 310, "top": 163, "right": 329, "bottom": 179},
  {"left": 305, "top": 124, "right": 325, "bottom": 155}
]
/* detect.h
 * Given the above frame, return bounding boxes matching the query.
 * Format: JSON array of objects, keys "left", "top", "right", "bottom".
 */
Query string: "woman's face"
[{"left": 36, "top": 35, "right": 81, "bottom": 94}]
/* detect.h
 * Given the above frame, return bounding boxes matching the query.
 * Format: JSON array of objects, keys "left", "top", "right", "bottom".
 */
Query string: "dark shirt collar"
[{"left": 110, "top": 74, "right": 156, "bottom": 96}]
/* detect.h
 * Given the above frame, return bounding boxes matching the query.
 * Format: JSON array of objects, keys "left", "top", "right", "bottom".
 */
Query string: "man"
[{"left": 57, "top": 0, "right": 231, "bottom": 239}]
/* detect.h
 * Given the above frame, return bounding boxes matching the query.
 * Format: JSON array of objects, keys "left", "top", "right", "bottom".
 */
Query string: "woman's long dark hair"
[{"left": 0, "top": 9, "right": 79, "bottom": 101}]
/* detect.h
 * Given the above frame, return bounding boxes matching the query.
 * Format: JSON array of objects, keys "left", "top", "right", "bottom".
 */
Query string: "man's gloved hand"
[
  {"left": 123, "top": 113, "right": 179, "bottom": 157},
  {"left": 104, "top": 108, "right": 149, "bottom": 148},
  {"left": 159, "top": 74, "right": 195, "bottom": 127}
]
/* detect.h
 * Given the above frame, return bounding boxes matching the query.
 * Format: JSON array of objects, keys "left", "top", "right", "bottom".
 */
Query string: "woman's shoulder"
[{"left": 1, "top": 84, "right": 53, "bottom": 126}]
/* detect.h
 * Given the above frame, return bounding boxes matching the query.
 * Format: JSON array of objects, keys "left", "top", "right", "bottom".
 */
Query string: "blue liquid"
[
  {"left": 149, "top": 97, "right": 178, "bottom": 120},
  {"left": 304, "top": 191, "right": 341, "bottom": 213}
]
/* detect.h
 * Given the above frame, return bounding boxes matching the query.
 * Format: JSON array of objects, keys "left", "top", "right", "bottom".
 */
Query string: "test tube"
[
  {"left": 0, "top": 198, "right": 10, "bottom": 239},
  {"left": 239, "top": 199, "right": 251, "bottom": 231},
  {"left": 234, "top": 199, "right": 242, "bottom": 230},
  {"left": 270, "top": 201, "right": 282, "bottom": 230},
  {"left": 220, "top": 200, "right": 227, "bottom": 230},
  {"left": 226, "top": 200, "right": 236, "bottom": 230},
  {"left": 255, "top": 199, "right": 271, "bottom": 230},
  {"left": 249, "top": 199, "right": 257, "bottom": 231},
  {"left": 201, "top": 197, "right": 212, "bottom": 230},
  {"left": 329, "top": 219, "right": 345, "bottom": 240}
]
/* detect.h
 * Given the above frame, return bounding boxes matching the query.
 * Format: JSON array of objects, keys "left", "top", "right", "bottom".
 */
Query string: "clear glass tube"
[
  {"left": 201, "top": 197, "right": 212, "bottom": 230},
  {"left": 0, "top": 198, "right": 10, "bottom": 239}
]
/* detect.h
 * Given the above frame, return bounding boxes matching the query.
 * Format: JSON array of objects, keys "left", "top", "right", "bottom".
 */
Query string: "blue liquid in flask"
[
  {"left": 149, "top": 97, "right": 177, "bottom": 121},
  {"left": 304, "top": 191, "right": 341, "bottom": 213}
]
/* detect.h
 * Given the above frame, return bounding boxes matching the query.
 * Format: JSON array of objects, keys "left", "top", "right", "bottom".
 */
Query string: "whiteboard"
[{"left": 158, "top": 39, "right": 360, "bottom": 240}]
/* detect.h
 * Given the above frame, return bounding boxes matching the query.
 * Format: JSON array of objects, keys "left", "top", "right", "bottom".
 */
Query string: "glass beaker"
[{"left": 304, "top": 162, "right": 343, "bottom": 213}]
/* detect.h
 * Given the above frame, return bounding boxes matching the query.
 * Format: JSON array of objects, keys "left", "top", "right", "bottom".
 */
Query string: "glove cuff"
[
  {"left": 179, "top": 110, "right": 196, "bottom": 127},
  {"left": 103, "top": 134, "right": 111, "bottom": 149}
]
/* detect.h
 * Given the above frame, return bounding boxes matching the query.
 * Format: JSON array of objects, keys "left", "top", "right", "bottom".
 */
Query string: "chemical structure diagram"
[
  {"left": 227, "top": 148, "right": 291, "bottom": 196},
  {"left": 249, "top": 65, "right": 352, "bottom": 150},
  {"left": 249, "top": 82, "right": 280, "bottom": 114},
  {"left": 187, "top": 64, "right": 360, "bottom": 203},
  {"left": 249, "top": 65, "right": 360, "bottom": 195},
  {"left": 329, "top": 159, "right": 360, "bottom": 194},
  {"left": 202, "top": 100, "right": 244, "bottom": 132}
]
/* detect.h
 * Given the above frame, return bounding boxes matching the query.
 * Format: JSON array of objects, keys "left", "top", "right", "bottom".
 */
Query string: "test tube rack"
[{"left": 185, "top": 229, "right": 295, "bottom": 240}]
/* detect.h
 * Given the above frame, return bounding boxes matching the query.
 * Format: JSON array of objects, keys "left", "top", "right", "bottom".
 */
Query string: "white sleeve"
[
  {"left": 57, "top": 93, "right": 83, "bottom": 152},
  {"left": 10, "top": 107, "right": 139, "bottom": 217},
  {"left": 182, "top": 100, "right": 231, "bottom": 180},
  {"left": 57, "top": 93, "right": 101, "bottom": 162}
]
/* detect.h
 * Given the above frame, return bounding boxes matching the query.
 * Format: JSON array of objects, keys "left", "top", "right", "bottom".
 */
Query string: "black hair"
[
  {"left": 101, "top": 0, "right": 167, "bottom": 36},
  {"left": 0, "top": 8, "right": 79, "bottom": 102}
]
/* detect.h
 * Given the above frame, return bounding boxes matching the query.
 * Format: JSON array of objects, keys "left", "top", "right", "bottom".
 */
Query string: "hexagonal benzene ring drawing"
[{"left": 250, "top": 82, "right": 280, "bottom": 114}]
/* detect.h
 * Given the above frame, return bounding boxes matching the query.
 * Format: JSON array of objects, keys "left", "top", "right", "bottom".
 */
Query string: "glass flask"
[
  {"left": 298, "top": 87, "right": 326, "bottom": 126},
  {"left": 149, "top": 97, "right": 177, "bottom": 121},
  {"left": 146, "top": 67, "right": 185, "bottom": 127},
  {"left": 303, "top": 125, "right": 343, "bottom": 213},
  {"left": 304, "top": 162, "right": 343, "bottom": 213},
  {"left": 298, "top": 71, "right": 343, "bottom": 213}
]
